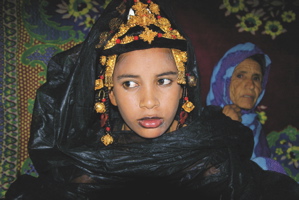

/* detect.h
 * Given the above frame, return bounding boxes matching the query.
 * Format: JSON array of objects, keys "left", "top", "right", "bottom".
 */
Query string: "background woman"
[{"left": 206, "top": 42, "right": 285, "bottom": 173}]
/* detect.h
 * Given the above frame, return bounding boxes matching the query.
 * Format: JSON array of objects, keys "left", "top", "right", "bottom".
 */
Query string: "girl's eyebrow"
[
  {"left": 157, "top": 71, "right": 178, "bottom": 77},
  {"left": 116, "top": 71, "right": 177, "bottom": 80},
  {"left": 116, "top": 74, "right": 139, "bottom": 80}
]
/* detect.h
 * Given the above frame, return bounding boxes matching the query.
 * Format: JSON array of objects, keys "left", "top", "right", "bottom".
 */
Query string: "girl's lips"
[{"left": 138, "top": 118, "right": 163, "bottom": 128}]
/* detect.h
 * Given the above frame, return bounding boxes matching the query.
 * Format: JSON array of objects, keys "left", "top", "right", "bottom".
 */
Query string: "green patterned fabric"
[
  {"left": 267, "top": 125, "right": 299, "bottom": 183},
  {"left": 0, "top": 0, "right": 110, "bottom": 197}
]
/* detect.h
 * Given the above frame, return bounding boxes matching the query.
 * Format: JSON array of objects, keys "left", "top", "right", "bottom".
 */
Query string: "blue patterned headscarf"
[
  {"left": 206, "top": 42, "right": 285, "bottom": 173},
  {"left": 206, "top": 42, "right": 270, "bottom": 113}
]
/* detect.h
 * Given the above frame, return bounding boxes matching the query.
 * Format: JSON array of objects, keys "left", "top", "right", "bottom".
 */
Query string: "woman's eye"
[
  {"left": 236, "top": 74, "right": 243, "bottom": 79},
  {"left": 123, "top": 81, "right": 138, "bottom": 88},
  {"left": 158, "top": 78, "right": 172, "bottom": 85},
  {"left": 253, "top": 76, "right": 261, "bottom": 82}
]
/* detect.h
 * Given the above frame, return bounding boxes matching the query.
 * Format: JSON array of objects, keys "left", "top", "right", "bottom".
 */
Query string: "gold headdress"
[
  {"left": 96, "top": 0, "right": 187, "bottom": 88},
  {"left": 101, "top": 1, "right": 185, "bottom": 49},
  {"left": 94, "top": 0, "right": 195, "bottom": 145}
]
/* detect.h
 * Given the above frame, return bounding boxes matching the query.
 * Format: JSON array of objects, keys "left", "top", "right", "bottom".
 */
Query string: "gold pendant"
[
  {"left": 182, "top": 100, "right": 195, "bottom": 113},
  {"left": 101, "top": 134, "right": 113, "bottom": 146},
  {"left": 95, "top": 79, "right": 104, "bottom": 90},
  {"left": 94, "top": 102, "right": 106, "bottom": 113}
]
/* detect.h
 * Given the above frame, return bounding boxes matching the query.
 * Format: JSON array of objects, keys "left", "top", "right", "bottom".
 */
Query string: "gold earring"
[
  {"left": 101, "top": 134, "right": 114, "bottom": 146},
  {"left": 101, "top": 127, "right": 113, "bottom": 146},
  {"left": 94, "top": 90, "right": 106, "bottom": 113},
  {"left": 182, "top": 97, "right": 195, "bottom": 113}
]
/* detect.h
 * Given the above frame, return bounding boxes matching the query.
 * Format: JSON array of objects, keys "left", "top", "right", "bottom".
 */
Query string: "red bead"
[
  {"left": 147, "top": 0, "right": 151, "bottom": 3},
  {"left": 106, "top": 127, "right": 111, "bottom": 131},
  {"left": 116, "top": 39, "right": 121, "bottom": 44},
  {"left": 100, "top": 75, "right": 104, "bottom": 79},
  {"left": 134, "top": 36, "right": 139, "bottom": 40},
  {"left": 172, "top": 35, "right": 177, "bottom": 39},
  {"left": 184, "top": 97, "right": 189, "bottom": 101},
  {"left": 157, "top": 15, "right": 161, "bottom": 19},
  {"left": 169, "top": 27, "right": 173, "bottom": 30},
  {"left": 157, "top": 33, "right": 163, "bottom": 37},
  {"left": 101, "top": 98, "right": 106, "bottom": 102}
]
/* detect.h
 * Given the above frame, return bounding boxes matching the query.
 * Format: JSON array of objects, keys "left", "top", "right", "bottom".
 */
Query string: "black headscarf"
[
  {"left": 6, "top": 0, "right": 299, "bottom": 199},
  {"left": 28, "top": 0, "right": 204, "bottom": 177}
]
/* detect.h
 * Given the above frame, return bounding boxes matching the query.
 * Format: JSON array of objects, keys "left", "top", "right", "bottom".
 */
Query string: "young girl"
[
  {"left": 108, "top": 48, "right": 183, "bottom": 138},
  {"left": 6, "top": 0, "right": 299, "bottom": 199}
]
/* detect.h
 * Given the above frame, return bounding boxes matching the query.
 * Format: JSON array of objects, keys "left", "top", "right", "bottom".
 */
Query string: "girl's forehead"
[
  {"left": 118, "top": 48, "right": 172, "bottom": 59},
  {"left": 114, "top": 48, "right": 175, "bottom": 70}
]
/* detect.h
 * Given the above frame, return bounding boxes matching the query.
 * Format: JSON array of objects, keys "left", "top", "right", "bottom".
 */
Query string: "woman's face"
[
  {"left": 229, "top": 58, "right": 263, "bottom": 110},
  {"left": 109, "top": 48, "right": 183, "bottom": 138}
]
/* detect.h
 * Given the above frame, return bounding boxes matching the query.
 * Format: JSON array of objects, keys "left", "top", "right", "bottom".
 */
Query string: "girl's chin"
[{"left": 136, "top": 129, "right": 166, "bottom": 138}]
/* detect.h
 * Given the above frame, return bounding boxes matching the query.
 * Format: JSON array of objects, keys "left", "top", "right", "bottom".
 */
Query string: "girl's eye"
[
  {"left": 158, "top": 78, "right": 172, "bottom": 85},
  {"left": 123, "top": 81, "right": 138, "bottom": 89}
]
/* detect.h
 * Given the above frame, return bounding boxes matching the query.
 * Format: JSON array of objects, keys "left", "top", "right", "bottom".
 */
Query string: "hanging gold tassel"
[
  {"left": 171, "top": 49, "right": 187, "bottom": 85},
  {"left": 104, "top": 55, "right": 117, "bottom": 90}
]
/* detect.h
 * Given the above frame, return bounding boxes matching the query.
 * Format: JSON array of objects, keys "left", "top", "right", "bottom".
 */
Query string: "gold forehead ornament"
[{"left": 95, "top": 0, "right": 188, "bottom": 90}]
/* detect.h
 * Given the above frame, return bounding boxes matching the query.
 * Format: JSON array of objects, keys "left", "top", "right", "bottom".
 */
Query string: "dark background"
[{"left": 173, "top": 0, "right": 299, "bottom": 135}]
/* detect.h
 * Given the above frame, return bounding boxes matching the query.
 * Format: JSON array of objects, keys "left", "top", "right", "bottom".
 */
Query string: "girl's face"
[
  {"left": 109, "top": 48, "right": 183, "bottom": 138},
  {"left": 229, "top": 58, "right": 263, "bottom": 110}
]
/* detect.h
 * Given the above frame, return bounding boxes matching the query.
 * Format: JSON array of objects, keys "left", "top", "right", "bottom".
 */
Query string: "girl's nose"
[{"left": 139, "top": 86, "right": 160, "bottom": 109}]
